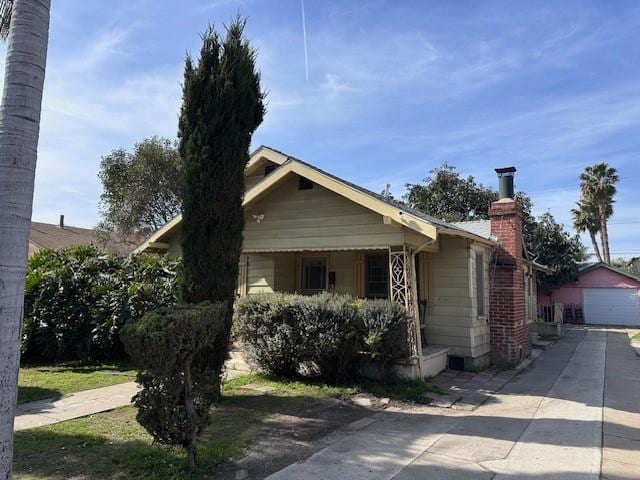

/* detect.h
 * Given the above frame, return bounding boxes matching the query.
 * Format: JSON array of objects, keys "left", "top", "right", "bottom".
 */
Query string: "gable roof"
[
  {"left": 30, "top": 221, "right": 142, "bottom": 256},
  {"left": 244, "top": 145, "right": 289, "bottom": 176},
  {"left": 135, "top": 146, "right": 497, "bottom": 253},
  {"left": 577, "top": 262, "right": 640, "bottom": 283}
]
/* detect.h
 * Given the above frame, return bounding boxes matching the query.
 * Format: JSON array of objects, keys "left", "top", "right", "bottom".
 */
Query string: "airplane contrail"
[{"left": 301, "top": 0, "right": 309, "bottom": 81}]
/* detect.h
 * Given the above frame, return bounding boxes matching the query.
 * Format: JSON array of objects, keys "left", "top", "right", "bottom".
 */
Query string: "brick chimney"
[{"left": 489, "top": 167, "right": 530, "bottom": 365}]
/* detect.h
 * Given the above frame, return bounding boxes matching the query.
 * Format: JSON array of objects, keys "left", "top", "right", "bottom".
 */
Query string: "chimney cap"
[{"left": 495, "top": 166, "right": 516, "bottom": 175}]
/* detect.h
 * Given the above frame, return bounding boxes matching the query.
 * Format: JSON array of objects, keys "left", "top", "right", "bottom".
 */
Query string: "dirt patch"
[{"left": 212, "top": 397, "right": 381, "bottom": 479}]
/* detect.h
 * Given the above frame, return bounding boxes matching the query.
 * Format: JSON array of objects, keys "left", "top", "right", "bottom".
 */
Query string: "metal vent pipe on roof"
[{"left": 495, "top": 166, "right": 516, "bottom": 200}]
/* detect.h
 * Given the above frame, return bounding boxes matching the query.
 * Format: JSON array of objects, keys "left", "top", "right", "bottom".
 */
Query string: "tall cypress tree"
[{"left": 179, "top": 19, "right": 264, "bottom": 392}]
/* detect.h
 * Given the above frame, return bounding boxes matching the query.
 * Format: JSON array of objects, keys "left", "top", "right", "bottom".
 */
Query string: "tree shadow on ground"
[
  {"left": 16, "top": 386, "right": 61, "bottom": 405},
  {"left": 13, "top": 429, "right": 226, "bottom": 480}
]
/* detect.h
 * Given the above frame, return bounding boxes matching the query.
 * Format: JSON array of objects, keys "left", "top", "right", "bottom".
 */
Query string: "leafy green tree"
[
  {"left": 405, "top": 163, "right": 498, "bottom": 222},
  {"left": 405, "top": 162, "right": 585, "bottom": 286},
  {"left": 22, "top": 246, "right": 179, "bottom": 362},
  {"left": 179, "top": 19, "right": 264, "bottom": 393},
  {"left": 571, "top": 200, "right": 604, "bottom": 263},
  {"left": 98, "top": 136, "right": 182, "bottom": 238},
  {"left": 579, "top": 163, "right": 618, "bottom": 264},
  {"left": 527, "top": 213, "right": 585, "bottom": 287}
]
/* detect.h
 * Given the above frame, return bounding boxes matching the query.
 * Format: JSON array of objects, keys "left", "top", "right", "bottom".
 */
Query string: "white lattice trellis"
[{"left": 389, "top": 247, "right": 421, "bottom": 357}]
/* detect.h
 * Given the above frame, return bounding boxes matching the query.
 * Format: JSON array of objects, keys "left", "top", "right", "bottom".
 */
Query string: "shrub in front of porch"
[
  {"left": 234, "top": 293, "right": 410, "bottom": 383},
  {"left": 298, "top": 294, "right": 361, "bottom": 384},
  {"left": 233, "top": 294, "right": 307, "bottom": 378},
  {"left": 360, "top": 300, "right": 410, "bottom": 378}
]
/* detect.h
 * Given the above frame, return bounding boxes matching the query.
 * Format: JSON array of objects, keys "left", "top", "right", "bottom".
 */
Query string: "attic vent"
[
  {"left": 298, "top": 177, "right": 313, "bottom": 190},
  {"left": 264, "top": 164, "right": 276, "bottom": 176}
]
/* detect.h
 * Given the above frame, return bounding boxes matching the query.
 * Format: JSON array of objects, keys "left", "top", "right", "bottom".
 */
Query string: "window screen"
[{"left": 301, "top": 257, "right": 326, "bottom": 293}]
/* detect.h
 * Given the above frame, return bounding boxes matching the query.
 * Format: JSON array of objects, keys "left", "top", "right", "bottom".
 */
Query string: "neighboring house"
[
  {"left": 136, "top": 146, "right": 547, "bottom": 374},
  {"left": 30, "top": 216, "right": 141, "bottom": 256},
  {"left": 539, "top": 263, "right": 640, "bottom": 326}
]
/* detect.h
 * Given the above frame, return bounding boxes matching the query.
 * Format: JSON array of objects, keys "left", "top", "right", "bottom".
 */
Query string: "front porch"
[{"left": 238, "top": 245, "right": 449, "bottom": 379}]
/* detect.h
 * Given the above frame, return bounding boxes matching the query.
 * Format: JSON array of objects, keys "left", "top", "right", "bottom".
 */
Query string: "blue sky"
[{"left": 4, "top": 0, "right": 640, "bottom": 258}]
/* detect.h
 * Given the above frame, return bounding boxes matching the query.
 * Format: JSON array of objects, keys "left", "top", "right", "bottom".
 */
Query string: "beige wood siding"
[
  {"left": 274, "top": 253, "right": 296, "bottom": 292},
  {"left": 243, "top": 175, "right": 405, "bottom": 252},
  {"left": 329, "top": 251, "right": 358, "bottom": 295},
  {"left": 470, "top": 244, "right": 492, "bottom": 358},
  {"left": 425, "top": 236, "right": 476, "bottom": 358},
  {"left": 245, "top": 160, "right": 279, "bottom": 190},
  {"left": 247, "top": 254, "right": 275, "bottom": 294},
  {"left": 237, "top": 254, "right": 248, "bottom": 297}
]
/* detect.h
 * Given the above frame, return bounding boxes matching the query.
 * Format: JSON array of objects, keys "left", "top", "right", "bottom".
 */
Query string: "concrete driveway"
[{"left": 268, "top": 327, "right": 639, "bottom": 480}]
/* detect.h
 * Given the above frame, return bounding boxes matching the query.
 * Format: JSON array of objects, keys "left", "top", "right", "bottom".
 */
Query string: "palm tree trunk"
[
  {"left": 589, "top": 231, "right": 603, "bottom": 263},
  {"left": 0, "top": 1, "right": 50, "bottom": 477},
  {"left": 599, "top": 204, "right": 611, "bottom": 264}
]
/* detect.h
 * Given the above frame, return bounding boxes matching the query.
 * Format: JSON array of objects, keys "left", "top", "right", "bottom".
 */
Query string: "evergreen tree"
[{"left": 178, "top": 19, "right": 265, "bottom": 394}]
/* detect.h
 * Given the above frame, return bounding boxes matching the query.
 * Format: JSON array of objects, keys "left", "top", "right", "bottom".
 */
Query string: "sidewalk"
[
  {"left": 14, "top": 364, "right": 248, "bottom": 431},
  {"left": 14, "top": 382, "right": 138, "bottom": 431}
]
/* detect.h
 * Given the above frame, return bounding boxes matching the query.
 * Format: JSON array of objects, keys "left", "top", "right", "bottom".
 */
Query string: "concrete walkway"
[
  {"left": 14, "top": 360, "right": 249, "bottom": 431},
  {"left": 268, "top": 327, "right": 640, "bottom": 480},
  {"left": 14, "top": 381, "right": 138, "bottom": 431}
]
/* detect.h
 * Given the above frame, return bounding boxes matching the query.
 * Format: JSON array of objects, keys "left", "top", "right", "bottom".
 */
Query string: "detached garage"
[{"left": 539, "top": 263, "right": 640, "bottom": 327}]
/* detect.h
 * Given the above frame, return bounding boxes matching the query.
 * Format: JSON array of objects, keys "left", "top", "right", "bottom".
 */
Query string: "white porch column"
[{"left": 389, "top": 246, "right": 423, "bottom": 357}]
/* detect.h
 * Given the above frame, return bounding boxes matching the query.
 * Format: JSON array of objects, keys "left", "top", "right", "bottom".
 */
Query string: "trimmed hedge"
[
  {"left": 22, "top": 246, "right": 180, "bottom": 362},
  {"left": 234, "top": 293, "right": 410, "bottom": 383},
  {"left": 122, "top": 302, "right": 227, "bottom": 469}
]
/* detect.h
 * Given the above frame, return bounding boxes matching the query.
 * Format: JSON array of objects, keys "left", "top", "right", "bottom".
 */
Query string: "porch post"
[{"left": 389, "top": 246, "right": 423, "bottom": 358}]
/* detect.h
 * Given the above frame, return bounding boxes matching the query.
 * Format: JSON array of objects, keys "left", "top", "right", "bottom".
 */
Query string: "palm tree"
[
  {"left": 0, "top": 0, "right": 51, "bottom": 476},
  {"left": 579, "top": 163, "right": 618, "bottom": 265},
  {"left": 571, "top": 200, "right": 603, "bottom": 263}
]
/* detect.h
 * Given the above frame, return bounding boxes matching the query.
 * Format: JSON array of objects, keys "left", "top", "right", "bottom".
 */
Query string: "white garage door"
[{"left": 583, "top": 288, "right": 640, "bottom": 326}]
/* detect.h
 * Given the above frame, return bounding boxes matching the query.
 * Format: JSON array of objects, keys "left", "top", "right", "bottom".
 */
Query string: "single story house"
[
  {"left": 136, "top": 146, "right": 547, "bottom": 375},
  {"left": 539, "top": 263, "right": 640, "bottom": 326},
  {"left": 29, "top": 215, "right": 142, "bottom": 256}
]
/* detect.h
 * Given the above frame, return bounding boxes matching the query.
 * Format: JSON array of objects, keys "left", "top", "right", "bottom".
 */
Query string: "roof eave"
[{"left": 438, "top": 226, "right": 497, "bottom": 247}]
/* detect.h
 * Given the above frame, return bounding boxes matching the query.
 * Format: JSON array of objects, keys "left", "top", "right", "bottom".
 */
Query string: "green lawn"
[
  {"left": 13, "top": 373, "right": 440, "bottom": 479},
  {"left": 13, "top": 373, "right": 352, "bottom": 480},
  {"left": 18, "top": 363, "right": 137, "bottom": 404},
  {"left": 631, "top": 331, "right": 640, "bottom": 342}
]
